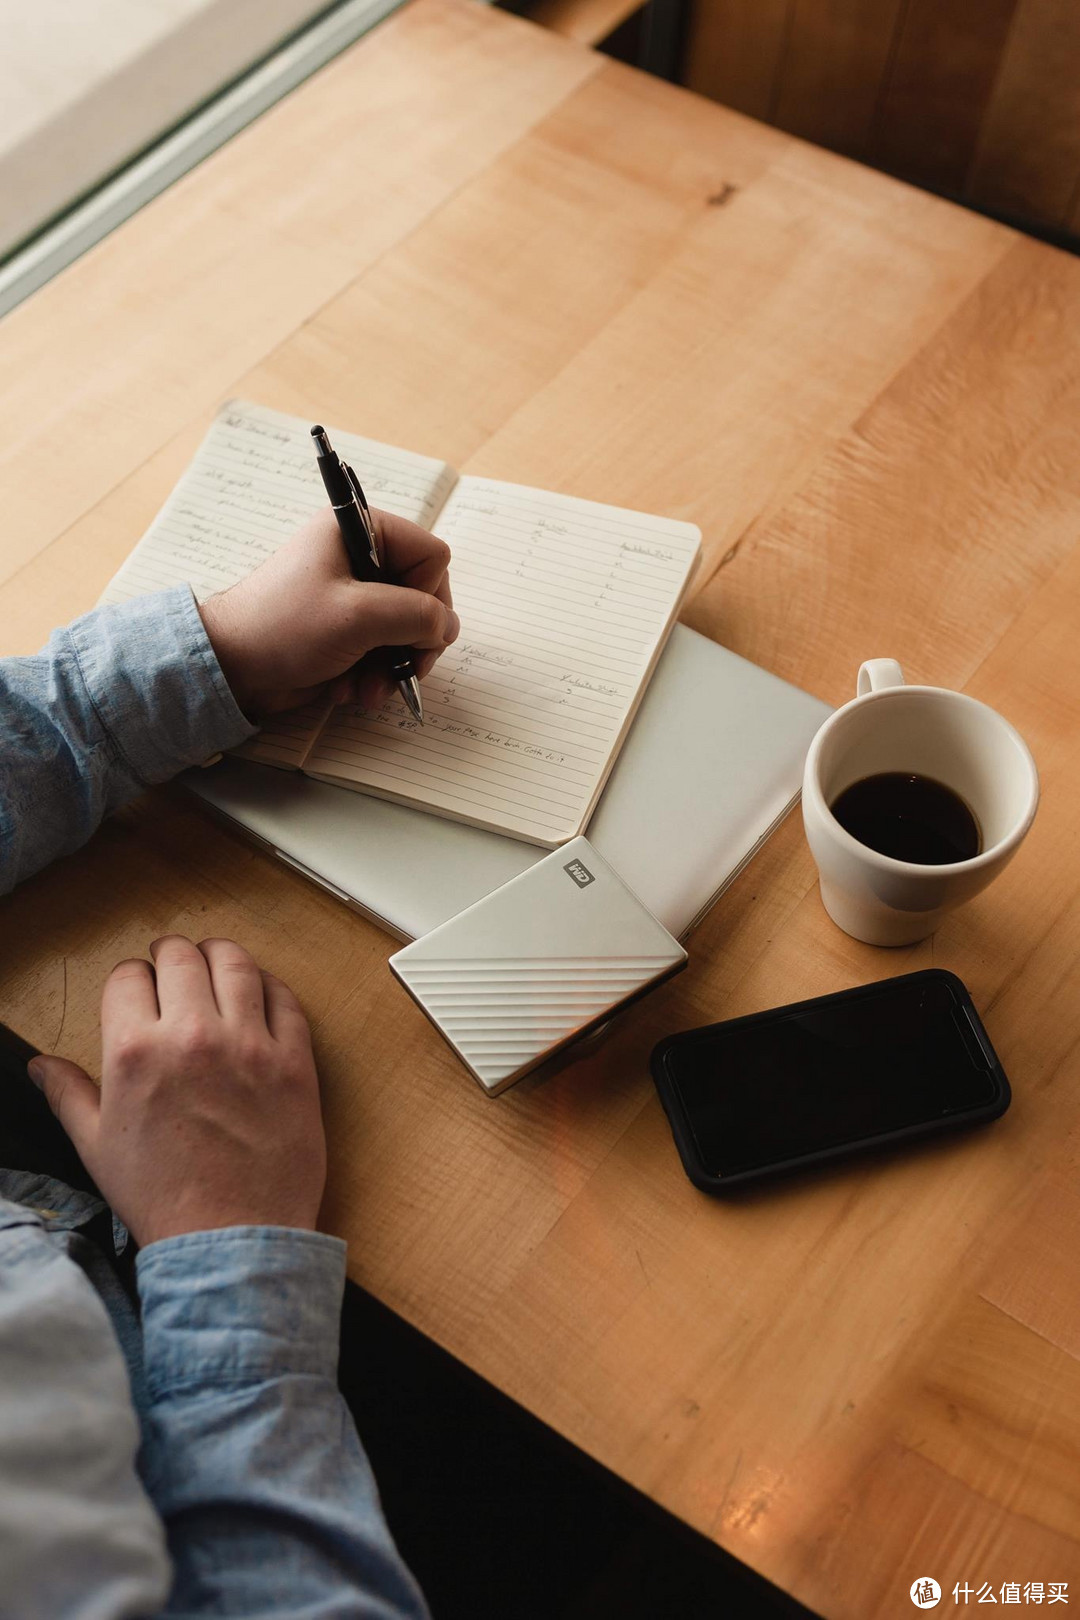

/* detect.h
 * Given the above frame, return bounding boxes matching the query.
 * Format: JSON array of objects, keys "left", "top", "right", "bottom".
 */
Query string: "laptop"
[{"left": 187, "top": 626, "right": 831, "bottom": 942}]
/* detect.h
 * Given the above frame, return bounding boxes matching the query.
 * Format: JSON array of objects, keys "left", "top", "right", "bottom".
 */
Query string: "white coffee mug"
[{"left": 802, "top": 660, "right": 1039, "bottom": 946}]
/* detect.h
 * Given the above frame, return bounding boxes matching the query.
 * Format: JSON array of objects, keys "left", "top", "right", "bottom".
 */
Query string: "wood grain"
[
  {"left": 525, "top": 0, "right": 640, "bottom": 46},
  {"left": 2, "top": 4, "right": 1080, "bottom": 1614}
]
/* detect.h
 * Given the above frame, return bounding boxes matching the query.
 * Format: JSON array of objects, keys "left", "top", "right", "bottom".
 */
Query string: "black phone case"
[{"left": 650, "top": 969, "right": 1011, "bottom": 1194}]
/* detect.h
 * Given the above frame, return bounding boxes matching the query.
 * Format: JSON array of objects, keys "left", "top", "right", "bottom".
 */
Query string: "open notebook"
[{"left": 101, "top": 401, "right": 701, "bottom": 847}]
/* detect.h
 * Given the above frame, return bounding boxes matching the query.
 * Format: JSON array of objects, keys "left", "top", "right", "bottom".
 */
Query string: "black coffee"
[{"left": 830, "top": 772, "right": 981, "bottom": 865}]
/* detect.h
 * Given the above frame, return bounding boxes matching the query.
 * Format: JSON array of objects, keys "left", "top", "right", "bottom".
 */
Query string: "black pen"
[{"left": 311, "top": 425, "right": 424, "bottom": 724}]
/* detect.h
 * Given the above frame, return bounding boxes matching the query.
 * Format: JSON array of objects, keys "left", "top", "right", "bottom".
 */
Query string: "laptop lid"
[{"left": 186, "top": 626, "right": 830, "bottom": 941}]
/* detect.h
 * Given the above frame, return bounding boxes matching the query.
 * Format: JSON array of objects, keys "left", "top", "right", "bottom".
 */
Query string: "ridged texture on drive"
[{"left": 397, "top": 955, "right": 679, "bottom": 1086}]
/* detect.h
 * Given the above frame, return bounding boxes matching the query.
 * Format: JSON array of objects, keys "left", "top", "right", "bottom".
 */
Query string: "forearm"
[
  {"left": 136, "top": 1227, "right": 429, "bottom": 1620},
  {"left": 0, "top": 587, "right": 253, "bottom": 894}
]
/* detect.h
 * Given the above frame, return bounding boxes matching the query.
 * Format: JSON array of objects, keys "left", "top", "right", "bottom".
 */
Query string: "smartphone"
[{"left": 650, "top": 970, "right": 1010, "bottom": 1192}]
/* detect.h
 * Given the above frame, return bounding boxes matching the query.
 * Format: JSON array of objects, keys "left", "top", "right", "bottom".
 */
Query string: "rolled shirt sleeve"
[
  {"left": 136, "top": 1227, "right": 430, "bottom": 1619},
  {"left": 0, "top": 586, "right": 254, "bottom": 893}
]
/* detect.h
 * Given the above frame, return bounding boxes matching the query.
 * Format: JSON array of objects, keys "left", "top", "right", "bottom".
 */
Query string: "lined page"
[
  {"left": 232, "top": 700, "right": 333, "bottom": 770},
  {"left": 305, "top": 478, "right": 701, "bottom": 846},
  {"left": 98, "top": 400, "right": 457, "bottom": 768}
]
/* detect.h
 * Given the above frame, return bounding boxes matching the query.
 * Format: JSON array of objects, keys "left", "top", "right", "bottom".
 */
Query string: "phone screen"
[{"left": 663, "top": 974, "right": 1002, "bottom": 1179}]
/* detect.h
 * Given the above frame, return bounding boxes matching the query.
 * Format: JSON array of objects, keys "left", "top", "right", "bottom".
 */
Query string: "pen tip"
[
  {"left": 400, "top": 676, "right": 424, "bottom": 725},
  {"left": 310, "top": 424, "right": 324, "bottom": 436}
]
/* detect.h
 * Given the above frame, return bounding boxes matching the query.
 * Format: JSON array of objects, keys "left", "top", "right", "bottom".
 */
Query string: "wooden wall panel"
[
  {"left": 967, "top": 0, "right": 1080, "bottom": 228},
  {"left": 682, "top": 0, "right": 792, "bottom": 121},
  {"left": 682, "top": 0, "right": 1080, "bottom": 240},
  {"left": 771, "top": 0, "right": 904, "bottom": 158},
  {"left": 868, "top": 0, "right": 1020, "bottom": 194}
]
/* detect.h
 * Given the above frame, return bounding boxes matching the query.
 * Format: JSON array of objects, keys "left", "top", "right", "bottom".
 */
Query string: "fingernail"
[
  {"left": 27, "top": 1058, "right": 44, "bottom": 1087},
  {"left": 444, "top": 609, "right": 460, "bottom": 644}
]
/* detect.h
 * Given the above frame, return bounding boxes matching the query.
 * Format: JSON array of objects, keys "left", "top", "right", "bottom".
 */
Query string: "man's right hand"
[
  {"left": 198, "top": 507, "right": 460, "bottom": 719},
  {"left": 28, "top": 937, "right": 326, "bottom": 1248}
]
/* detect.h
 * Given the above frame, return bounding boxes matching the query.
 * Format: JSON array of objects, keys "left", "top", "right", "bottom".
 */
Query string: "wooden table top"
[{"left": 2, "top": 3, "right": 1079, "bottom": 1613}]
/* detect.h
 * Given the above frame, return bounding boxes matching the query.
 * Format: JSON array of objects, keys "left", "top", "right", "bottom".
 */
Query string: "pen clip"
[{"left": 342, "top": 461, "right": 380, "bottom": 569}]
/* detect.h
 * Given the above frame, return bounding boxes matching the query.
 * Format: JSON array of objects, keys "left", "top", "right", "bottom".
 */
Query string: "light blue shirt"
[{"left": 0, "top": 587, "right": 429, "bottom": 1619}]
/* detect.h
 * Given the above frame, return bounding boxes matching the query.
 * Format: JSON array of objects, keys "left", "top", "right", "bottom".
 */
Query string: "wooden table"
[{"left": 2, "top": 3, "right": 1079, "bottom": 1613}]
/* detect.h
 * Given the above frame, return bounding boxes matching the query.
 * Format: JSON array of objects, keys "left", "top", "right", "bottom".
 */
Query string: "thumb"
[{"left": 28, "top": 1055, "right": 101, "bottom": 1162}]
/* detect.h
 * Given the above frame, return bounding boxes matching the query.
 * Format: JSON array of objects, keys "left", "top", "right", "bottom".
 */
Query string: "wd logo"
[{"left": 564, "top": 858, "right": 595, "bottom": 889}]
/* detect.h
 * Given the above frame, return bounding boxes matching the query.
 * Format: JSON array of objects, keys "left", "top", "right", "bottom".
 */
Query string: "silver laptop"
[{"left": 187, "top": 626, "right": 830, "bottom": 942}]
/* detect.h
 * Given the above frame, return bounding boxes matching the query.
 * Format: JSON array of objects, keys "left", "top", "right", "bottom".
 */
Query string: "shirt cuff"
[
  {"left": 66, "top": 586, "right": 254, "bottom": 782},
  {"left": 136, "top": 1227, "right": 347, "bottom": 1399}
]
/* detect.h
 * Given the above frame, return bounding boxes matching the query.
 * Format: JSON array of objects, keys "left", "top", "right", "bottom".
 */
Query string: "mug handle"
[{"left": 857, "top": 659, "right": 904, "bottom": 696}]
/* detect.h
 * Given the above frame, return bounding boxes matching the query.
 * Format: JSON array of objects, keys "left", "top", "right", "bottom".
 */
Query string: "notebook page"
[
  {"left": 98, "top": 400, "right": 457, "bottom": 768},
  {"left": 233, "top": 700, "right": 334, "bottom": 769},
  {"left": 305, "top": 478, "right": 701, "bottom": 845}
]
